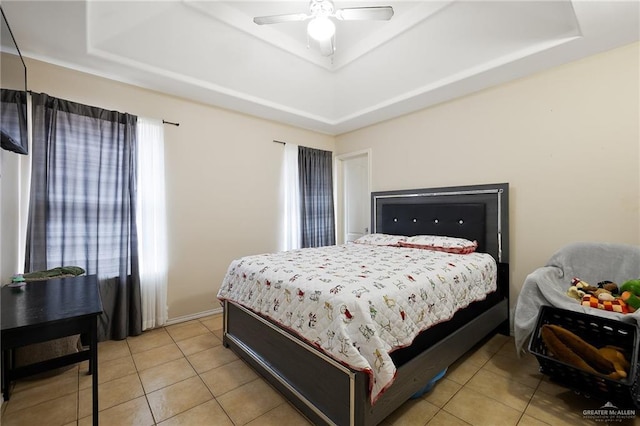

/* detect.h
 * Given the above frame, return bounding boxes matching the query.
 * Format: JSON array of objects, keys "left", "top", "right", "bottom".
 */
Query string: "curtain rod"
[
  {"left": 24, "top": 91, "right": 180, "bottom": 127},
  {"left": 272, "top": 140, "right": 286, "bottom": 145}
]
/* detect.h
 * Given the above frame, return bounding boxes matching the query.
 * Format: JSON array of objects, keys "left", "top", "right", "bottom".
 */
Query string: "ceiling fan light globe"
[{"left": 307, "top": 17, "right": 335, "bottom": 41}]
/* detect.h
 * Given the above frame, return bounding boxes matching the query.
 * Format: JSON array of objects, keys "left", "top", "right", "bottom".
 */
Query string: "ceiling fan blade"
[
  {"left": 334, "top": 6, "right": 394, "bottom": 21},
  {"left": 253, "top": 13, "right": 309, "bottom": 25}
]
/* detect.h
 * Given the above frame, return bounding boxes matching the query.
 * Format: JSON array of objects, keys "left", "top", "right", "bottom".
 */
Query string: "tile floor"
[{"left": 1, "top": 314, "right": 637, "bottom": 426}]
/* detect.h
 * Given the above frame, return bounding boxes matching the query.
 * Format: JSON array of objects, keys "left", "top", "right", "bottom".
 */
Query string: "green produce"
[
  {"left": 621, "top": 291, "right": 640, "bottom": 312},
  {"left": 620, "top": 279, "right": 640, "bottom": 296}
]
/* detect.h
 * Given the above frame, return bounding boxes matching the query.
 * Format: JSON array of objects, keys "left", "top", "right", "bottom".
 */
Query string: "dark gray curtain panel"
[
  {"left": 298, "top": 146, "right": 336, "bottom": 248},
  {"left": 25, "top": 93, "right": 142, "bottom": 340},
  {"left": 0, "top": 89, "right": 28, "bottom": 154}
]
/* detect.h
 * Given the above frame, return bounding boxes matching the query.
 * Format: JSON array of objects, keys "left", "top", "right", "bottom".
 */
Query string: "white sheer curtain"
[
  {"left": 136, "top": 117, "right": 168, "bottom": 330},
  {"left": 281, "top": 143, "right": 301, "bottom": 251},
  {"left": 17, "top": 94, "right": 33, "bottom": 273}
]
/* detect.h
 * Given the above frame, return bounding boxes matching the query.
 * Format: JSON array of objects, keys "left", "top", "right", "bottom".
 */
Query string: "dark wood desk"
[{"left": 1, "top": 275, "right": 103, "bottom": 426}]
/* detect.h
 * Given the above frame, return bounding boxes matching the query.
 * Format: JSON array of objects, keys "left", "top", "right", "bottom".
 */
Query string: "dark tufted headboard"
[
  {"left": 371, "top": 183, "right": 509, "bottom": 264},
  {"left": 379, "top": 203, "right": 487, "bottom": 252}
]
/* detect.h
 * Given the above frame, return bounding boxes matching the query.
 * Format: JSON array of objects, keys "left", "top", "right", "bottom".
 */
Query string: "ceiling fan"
[{"left": 253, "top": 0, "right": 394, "bottom": 56}]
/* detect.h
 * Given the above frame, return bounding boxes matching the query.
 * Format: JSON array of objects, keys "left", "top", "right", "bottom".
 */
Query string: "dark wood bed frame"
[{"left": 222, "top": 183, "right": 510, "bottom": 425}]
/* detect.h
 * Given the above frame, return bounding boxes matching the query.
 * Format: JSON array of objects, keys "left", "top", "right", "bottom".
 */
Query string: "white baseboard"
[{"left": 165, "top": 307, "right": 223, "bottom": 326}]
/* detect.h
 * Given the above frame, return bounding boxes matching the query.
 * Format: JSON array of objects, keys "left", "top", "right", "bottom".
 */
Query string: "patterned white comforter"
[{"left": 217, "top": 243, "right": 497, "bottom": 403}]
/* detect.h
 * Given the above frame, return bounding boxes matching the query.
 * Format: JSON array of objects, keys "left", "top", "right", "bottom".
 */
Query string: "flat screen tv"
[{"left": 0, "top": 5, "right": 28, "bottom": 155}]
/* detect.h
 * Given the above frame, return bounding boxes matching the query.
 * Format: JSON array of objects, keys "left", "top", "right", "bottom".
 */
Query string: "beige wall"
[
  {"left": 2, "top": 42, "right": 638, "bottom": 322},
  {"left": 2, "top": 56, "right": 334, "bottom": 319},
  {"left": 335, "top": 42, "right": 640, "bottom": 315}
]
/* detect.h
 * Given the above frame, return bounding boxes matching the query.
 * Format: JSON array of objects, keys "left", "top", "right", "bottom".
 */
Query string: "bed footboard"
[
  {"left": 223, "top": 298, "right": 508, "bottom": 426},
  {"left": 223, "top": 300, "right": 361, "bottom": 425}
]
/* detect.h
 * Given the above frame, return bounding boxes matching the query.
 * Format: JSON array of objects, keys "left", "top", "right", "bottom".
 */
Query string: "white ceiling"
[{"left": 1, "top": 1, "right": 639, "bottom": 135}]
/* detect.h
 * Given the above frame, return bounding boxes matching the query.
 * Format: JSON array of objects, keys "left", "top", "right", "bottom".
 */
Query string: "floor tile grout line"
[
  {"left": 130, "top": 334, "right": 234, "bottom": 396},
  {"left": 438, "top": 371, "right": 479, "bottom": 425},
  {"left": 518, "top": 373, "right": 545, "bottom": 424},
  {"left": 159, "top": 381, "right": 227, "bottom": 425},
  {"left": 144, "top": 392, "right": 158, "bottom": 426},
  {"left": 132, "top": 347, "right": 186, "bottom": 374},
  {"left": 148, "top": 320, "right": 228, "bottom": 425},
  {"left": 3, "top": 325, "right": 537, "bottom": 426},
  {"left": 2, "top": 321, "right": 220, "bottom": 425},
  {"left": 438, "top": 406, "right": 474, "bottom": 426},
  {"left": 144, "top": 371, "right": 217, "bottom": 425},
  {"left": 77, "top": 324, "right": 215, "bottom": 425},
  {"left": 2, "top": 388, "right": 80, "bottom": 421},
  {"left": 181, "top": 345, "right": 238, "bottom": 377},
  {"left": 127, "top": 328, "right": 222, "bottom": 373},
  {"left": 172, "top": 330, "right": 224, "bottom": 360},
  {"left": 439, "top": 350, "right": 531, "bottom": 424},
  {"left": 2, "top": 378, "right": 80, "bottom": 417}
]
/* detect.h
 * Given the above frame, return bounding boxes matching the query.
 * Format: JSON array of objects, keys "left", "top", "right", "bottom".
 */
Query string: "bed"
[{"left": 218, "top": 183, "right": 510, "bottom": 425}]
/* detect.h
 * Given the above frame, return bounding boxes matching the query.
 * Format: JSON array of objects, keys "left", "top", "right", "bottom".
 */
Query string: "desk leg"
[
  {"left": 1, "top": 348, "right": 14, "bottom": 401},
  {"left": 91, "top": 317, "right": 99, "bottom": 426},
  {"left": 1, "top": 349, "right": 9, "bottom": 400}
]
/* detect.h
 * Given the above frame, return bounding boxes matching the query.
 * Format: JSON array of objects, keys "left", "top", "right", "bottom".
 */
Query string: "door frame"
[{"left": 335, "top": 149, "right": 372, "bottom": 245}]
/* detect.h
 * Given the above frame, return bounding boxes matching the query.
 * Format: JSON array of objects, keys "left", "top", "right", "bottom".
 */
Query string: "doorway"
[{"left": 336, "top": 150, "right": 371, "bottom": 244}]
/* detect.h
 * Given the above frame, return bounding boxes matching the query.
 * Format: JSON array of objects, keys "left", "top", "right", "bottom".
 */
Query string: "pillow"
[
  {"left": 398, "top": 235, "right": 478, "bottom": 254},
  {"left": 353, "top": 234, "right": 407, "bottom": 246}
]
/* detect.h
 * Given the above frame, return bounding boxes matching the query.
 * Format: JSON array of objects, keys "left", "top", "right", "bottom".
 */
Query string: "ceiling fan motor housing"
[{"left": 310, "top": 0, "right": 335, "bottom": 17}]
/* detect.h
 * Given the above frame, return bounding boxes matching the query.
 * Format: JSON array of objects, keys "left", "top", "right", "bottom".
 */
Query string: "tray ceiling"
[{"left": 1, "top": 1, "right": 638, "bottom": 135}]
